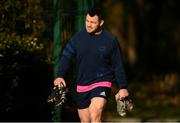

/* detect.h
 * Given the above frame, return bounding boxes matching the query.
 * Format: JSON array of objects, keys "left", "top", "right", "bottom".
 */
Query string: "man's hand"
[
  {"left": 54, "top": 77, "right": 66, "bottom": 88},
  {"left": 48, "top": 77, "right": 68, "bottom": 106},
  {"left": 115, "top": 89, "right": 129, "bottom": 100},
  {"left": 115, "top": 89, "right": 133, "bottom": 116}
]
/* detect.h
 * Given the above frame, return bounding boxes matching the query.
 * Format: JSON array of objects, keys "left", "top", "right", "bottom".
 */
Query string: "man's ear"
[{"left": 100, "top": 20, "right": 104, "bottom": 26}]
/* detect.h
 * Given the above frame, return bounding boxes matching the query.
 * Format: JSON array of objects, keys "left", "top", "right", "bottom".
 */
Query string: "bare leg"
[
  {"left": 89, "top": 97, "right": 107, "bottom": 122},
  {"left": 78, "top": 108, "right": 90, "bottom": 123}
]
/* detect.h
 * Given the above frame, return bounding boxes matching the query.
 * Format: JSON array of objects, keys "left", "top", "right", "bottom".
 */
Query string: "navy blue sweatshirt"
[{"left": 57, "top": 29, "right": 128, "bottom": 89}]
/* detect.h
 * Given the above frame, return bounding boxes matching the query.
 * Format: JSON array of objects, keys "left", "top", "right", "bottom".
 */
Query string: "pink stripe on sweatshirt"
[{"left": 77, "top": 81, "right": 112, "bottom": 93}]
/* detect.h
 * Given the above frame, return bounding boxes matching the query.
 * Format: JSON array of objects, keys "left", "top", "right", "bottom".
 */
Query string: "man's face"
[{"left": 85, "top": 14, "right": 103, "bottom": 34}]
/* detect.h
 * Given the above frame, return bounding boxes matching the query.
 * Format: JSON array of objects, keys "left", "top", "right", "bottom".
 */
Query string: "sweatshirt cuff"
[{"left": 117, "top": 80, "right": 128, "bottom": 89}]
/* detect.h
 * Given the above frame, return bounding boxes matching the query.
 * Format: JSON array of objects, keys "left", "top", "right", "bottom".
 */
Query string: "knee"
[
  {"left": 89, "top": 107, "right": 102, "bottom": 122},
  {"left": 89, "top": 97, "right": 106, "bottom": 122},
  {"left": 78, "top": 109, "right": 90, "bottom": 123},
  {"left": 78, "top": 114, "right": 91, "bottom": 123},
  {"left": 90, "top": 114, "right": 101, "bottom": 122}
]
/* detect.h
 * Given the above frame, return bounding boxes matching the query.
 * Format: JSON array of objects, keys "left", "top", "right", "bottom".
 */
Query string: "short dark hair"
[{"left": 87, "top": 7, "right": 104, "bottom": 20}]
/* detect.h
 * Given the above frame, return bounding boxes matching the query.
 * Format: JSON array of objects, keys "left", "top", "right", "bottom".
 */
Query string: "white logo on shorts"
[{"left": 99, "top": 91, "right": 106, "bottom": 97}]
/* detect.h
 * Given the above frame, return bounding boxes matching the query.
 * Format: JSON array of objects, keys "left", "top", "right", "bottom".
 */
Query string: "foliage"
[
  {"left": 0, "top": 0, "right": 180, "bottom": 121},
  {"left": 0, "top": 0, "right": 53, "bottom": 121},
  {"left": 103, "top": 77, "right": 180, "bottom": 121},
  {"left": 103, "top": 0, "right": 180, "bottom": 73},
  {"left": 101, "top": 0, "right": 180, "bottom": 121},
  {"left": 0, "top": 0, "right": 46, "bottom": 36}
]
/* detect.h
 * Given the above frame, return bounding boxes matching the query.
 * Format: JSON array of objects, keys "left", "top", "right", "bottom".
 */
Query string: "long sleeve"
[
  {"left": 111, "top": 39, "right": 128, "bottom": 88},
  {"left": 57, "top": 40, "right": 76, "bottom": 78}
]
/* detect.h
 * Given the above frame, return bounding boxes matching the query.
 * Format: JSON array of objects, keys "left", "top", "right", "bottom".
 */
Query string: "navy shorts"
[{"left": 76, "top": 87, "right": 111, "bottom": 109}]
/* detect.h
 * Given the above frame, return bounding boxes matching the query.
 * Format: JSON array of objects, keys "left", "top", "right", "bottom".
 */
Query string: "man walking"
[{"left": 54, "top": 7, "right": 129, "bottom": 122}]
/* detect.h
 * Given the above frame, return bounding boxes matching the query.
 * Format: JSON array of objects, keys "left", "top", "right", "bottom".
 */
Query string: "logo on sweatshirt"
[{"left": 98, "top": 46, "right": 106, "bottom": 52}]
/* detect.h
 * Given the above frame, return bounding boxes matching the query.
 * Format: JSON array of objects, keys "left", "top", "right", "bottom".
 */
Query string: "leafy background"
[{"left": 0, "top": 0, "right": 179, "bottom": 122}]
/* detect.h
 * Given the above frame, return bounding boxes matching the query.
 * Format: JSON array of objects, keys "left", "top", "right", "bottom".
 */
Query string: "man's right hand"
[{"left": 54, "top": 77, "right": 66, "bottom": 88}]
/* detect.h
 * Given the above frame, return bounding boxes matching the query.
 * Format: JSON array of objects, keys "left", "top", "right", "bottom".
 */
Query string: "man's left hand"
[{"left": 115, "top": 89, "right": 129, "bottom": 100}]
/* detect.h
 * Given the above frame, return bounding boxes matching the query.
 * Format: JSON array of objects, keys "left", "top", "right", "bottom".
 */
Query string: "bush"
[{"left": 0, "top": 33, "right": 53, "bottom": 121}]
